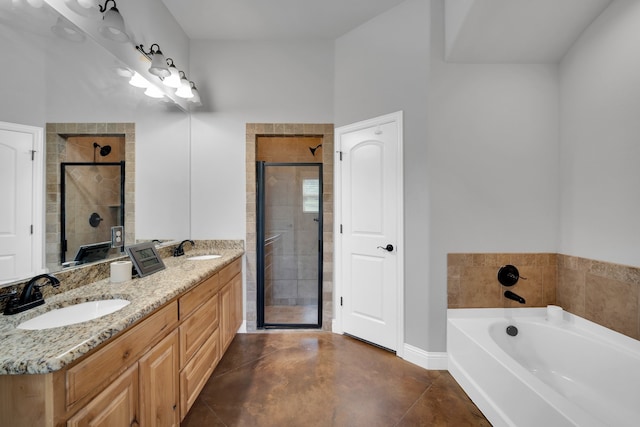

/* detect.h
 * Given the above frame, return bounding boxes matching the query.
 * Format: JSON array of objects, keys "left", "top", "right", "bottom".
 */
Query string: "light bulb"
[
  {"left": 144, "top": 85, "right": 165, "bottom": 99},
  {"left": 129, "top": 72, "right": 149, "bottom": 88}
]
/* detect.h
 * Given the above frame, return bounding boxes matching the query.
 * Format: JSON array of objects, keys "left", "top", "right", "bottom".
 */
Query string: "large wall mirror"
[{"left": 0, "top": 1, "right": 191, "bottom": 284}]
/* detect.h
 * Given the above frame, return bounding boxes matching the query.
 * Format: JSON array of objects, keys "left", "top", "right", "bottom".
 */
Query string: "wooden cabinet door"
[
  {"left": 219, "top": 282, "right": 233, "bottom": 352},
  {"left": 139, "top": 330, "right": 179, "bottom": 427},
  {"left": 179, "top": 329, "right": 220, "bottom": 419},
  {"left": 232, "top": 272, "right": 243, "bottom": 332},
  {"left": 67, "top": 364, "right": 139, "bottom": 427}
]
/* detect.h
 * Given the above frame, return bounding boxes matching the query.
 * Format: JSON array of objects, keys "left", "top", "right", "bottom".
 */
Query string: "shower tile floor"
[
  {"left": 264, "top": 304, "right": 318, "bottom": 324},
  {"left": 181, "top": 333, "right": 490, "bottom": 427}
]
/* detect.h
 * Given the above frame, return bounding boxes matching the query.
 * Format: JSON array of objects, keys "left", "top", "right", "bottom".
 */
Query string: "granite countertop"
[{"left": 0, "top": 248, "right": 243, "bottom": 375}]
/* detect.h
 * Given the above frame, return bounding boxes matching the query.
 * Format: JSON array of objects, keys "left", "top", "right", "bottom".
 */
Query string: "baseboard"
[
  {"left": 332, "top": 318, "right": 342, "bottom": 334},
  {"left": 403, "top": 344, "right": 448, "bottom": 370},
  {"left": 237, "top": 320, "right": 247, "bottom": 334}
]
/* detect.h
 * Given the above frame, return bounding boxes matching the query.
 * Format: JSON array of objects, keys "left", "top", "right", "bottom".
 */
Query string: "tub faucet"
[
  {"left": 504, "top": 290, "right": 526, "bottom": 304},
  {"left": 173, "top": 239, "right": 195, "bottom": 257},
  {"left": 4, "top": 274, "right": 60, "bottom": 315}
]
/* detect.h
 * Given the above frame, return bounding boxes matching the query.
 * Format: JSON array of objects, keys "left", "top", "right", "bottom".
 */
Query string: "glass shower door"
[{"left": 257, "top": 162, "right": 323, "bottom": 328}]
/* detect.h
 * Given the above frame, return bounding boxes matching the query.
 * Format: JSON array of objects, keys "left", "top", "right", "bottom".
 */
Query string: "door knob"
[{"left": 377, "top": 244, "right": 394, "bottom": 252}]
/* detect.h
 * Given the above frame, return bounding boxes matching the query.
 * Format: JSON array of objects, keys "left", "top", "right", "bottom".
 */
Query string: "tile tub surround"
[
  {"left": 448, "top": 252, "right": 640, "bottom": 340},
  {"left": 0, "top": 241, "right": 243, "bottom": 375},
  {"left": 447, "top": 253, "right": 557, "bottom": 309},
  {"left": 557, "top": 254, "right": 640, "bottom": 340}
]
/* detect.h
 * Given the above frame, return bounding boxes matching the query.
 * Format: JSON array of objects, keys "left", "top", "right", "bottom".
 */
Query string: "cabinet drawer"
[
  {"left": 179, "top": 294, "right": 218, "bottom": 368},
  {"left": 66, "top": 301, "right": 178, "bottom": 408},
  {"left": 179, "top": 329, "right": 220, "bottom": 420},
  {"left": 179, "top": 273, "right": 220, "bottom": 320},
  {"left": 219, "top": 258, "right": 241, "bottom": 286}
]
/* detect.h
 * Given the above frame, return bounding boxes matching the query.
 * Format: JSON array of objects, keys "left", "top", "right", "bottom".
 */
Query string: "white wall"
[
  {"left": 0, "top": 22, "right": 46, "bottom": 126},
  {"left": 188, "top": 40, "right": 334, "bottom": 238},
  {"left": 426, "top": 0, "right": 560, "bottom": 350},
  {"left": 560, "top": 0, "right": 640, "bottom": 267},
  {"left": 334, "top": 0, "right": 431, "bottom": 350}
]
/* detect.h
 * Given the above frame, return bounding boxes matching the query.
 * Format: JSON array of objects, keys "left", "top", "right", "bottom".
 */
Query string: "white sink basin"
[
  {"left": 17, "top": 299, "right": 130, "bottom": 330},
  {"left": 187, "top": 254, "right": 222, "bottom": 260}
]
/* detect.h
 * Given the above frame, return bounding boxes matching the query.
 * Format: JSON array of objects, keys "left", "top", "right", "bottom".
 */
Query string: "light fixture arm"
[
  {"left": 135, "top": 43, "right": 162, "bottom": 60},
  {"left": 98, "top": 0, "right": 117, "bottom": 13}
]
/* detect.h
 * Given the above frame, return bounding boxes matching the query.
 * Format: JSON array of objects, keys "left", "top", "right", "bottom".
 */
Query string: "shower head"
[
  {"left": 309, "top": 144, "right": 322, "bottom": 156},
  {"left": 93, "top": 142, "right": 112, "bottom": 157}
]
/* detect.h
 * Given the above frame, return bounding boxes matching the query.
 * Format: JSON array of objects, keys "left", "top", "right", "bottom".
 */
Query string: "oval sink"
[
  {"left": 17, "top": 299, "right": 130, "bottom": 330},
  {"left": 187, "top": 254, "right": 222, "bottom": 261}
]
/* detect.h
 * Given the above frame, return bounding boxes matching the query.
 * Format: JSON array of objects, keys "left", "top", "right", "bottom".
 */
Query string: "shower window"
[{"left": 302, "top": 178, "right": 320, "bottom": 213}]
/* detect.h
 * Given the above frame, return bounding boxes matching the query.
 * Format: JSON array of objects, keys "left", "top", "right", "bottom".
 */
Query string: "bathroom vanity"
[{"left": 0, "top": 247, "right": 243, "bottom": 426}]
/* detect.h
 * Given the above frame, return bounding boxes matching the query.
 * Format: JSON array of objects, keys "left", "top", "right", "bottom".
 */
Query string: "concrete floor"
[{"left": 181, "top": 333, "right": 490, "bottom": 426}]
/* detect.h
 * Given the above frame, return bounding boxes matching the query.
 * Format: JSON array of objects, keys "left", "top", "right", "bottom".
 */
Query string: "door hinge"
[
  {"left": 340, "top": 297, "right": 343, "bottom": 306},
  {"left": 336, "top": 150, "right": 343, "bottom": 161},
  {"left": 30, "top": 150, "right": 36, "bottom": 161},
  {"left": 340, "top": 224, "right": 343, "bottom": 234},
  {"left": 30, "top": 225, "right": 33, "bottom": 235}
]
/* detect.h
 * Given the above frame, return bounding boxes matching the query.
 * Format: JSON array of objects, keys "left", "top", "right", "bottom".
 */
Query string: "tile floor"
[{"left": 181, "top": 333, "right": 490, "bottom": 426}]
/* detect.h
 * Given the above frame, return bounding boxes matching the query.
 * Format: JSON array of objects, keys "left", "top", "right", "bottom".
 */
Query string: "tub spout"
[{"left": 504, "top": 290, "right": 526, "bottom": 304}]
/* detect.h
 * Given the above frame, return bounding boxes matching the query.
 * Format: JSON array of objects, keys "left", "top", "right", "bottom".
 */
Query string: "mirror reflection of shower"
[
  {"left": 58, "top": 135, "right": 125, "bottom": 267},
  {"left": 93, "top": 142, "right": 112, "bottom": 162}
]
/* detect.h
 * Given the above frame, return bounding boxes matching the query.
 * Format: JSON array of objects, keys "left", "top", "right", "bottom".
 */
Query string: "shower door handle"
[{"left": 377, "top": 244, "right": 394, "bottom": 252}]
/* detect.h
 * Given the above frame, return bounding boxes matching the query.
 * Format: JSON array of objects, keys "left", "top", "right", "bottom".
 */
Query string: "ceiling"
[
  {"left": 160, "top": 0, "right": 406, "bottom": 40},
  {"left": 445, "top": 0, "right": 614, "bottom": 63},
  {"left": 159, "top": 0, "right": 615, "bottom": 63}
]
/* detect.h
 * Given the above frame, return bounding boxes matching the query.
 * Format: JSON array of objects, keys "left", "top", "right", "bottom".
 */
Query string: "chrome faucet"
[
  {"left": 173, "top": 239, "right": 195, "bottom": 257},
  {"left": 4, "top": 274, "right": 60, "bottom": 315}
]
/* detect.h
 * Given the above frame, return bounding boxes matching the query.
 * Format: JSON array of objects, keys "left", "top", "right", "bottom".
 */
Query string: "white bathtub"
[{"left": 447, "top": 307, "right": 640, "bottom": 427}]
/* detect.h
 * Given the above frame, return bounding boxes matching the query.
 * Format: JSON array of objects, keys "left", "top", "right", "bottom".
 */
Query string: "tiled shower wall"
[{"left": 448, "top": 252, "right": 640, "bottom": 340}]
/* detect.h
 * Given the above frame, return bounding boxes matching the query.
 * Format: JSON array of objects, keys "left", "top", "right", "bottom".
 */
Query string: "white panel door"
[
  {"left": 0, "top": 123, "right": 42, "bottom": 284},
  {"left": 336, "top": 112, "right": 403, "bottom": 351}
]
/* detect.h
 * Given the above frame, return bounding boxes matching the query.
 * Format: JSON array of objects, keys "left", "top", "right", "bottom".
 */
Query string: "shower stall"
[
  {"left": 60, "top": 161, "right": 125, "bottom": 265},
  {"left": 257, "top": 162, "right": 323, "bottom": 328}
]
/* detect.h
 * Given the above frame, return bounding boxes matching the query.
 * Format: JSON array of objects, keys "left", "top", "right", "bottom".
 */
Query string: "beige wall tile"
[
  {"left": 585, "top": 274, "right": 639, "bottom": 340},
  {"left": 459, "top": 266, "right": 501, "bottom": 308},
  {"left": 557, "top": 266, "right": 586, "bottom": 317}
]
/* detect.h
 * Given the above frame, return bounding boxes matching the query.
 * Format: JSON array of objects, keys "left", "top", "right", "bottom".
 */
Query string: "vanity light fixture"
[
  {"left": 189, "top": 82, "right": 201, "bottom": 104},
  {"left": 98, "top": 0, "right": 128, "bottom": 42},
  {"left": 135, "top": 44, "right": 170, "bottom": 78},
  {"left": 51, "top": 16, "right": 86, "bottom": 43},
  {"left": 162, "top": 58, "right": 182, "bottom": 88},
  {"left": 175, "top": 71, "right": 194, "bottom": 99}
]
